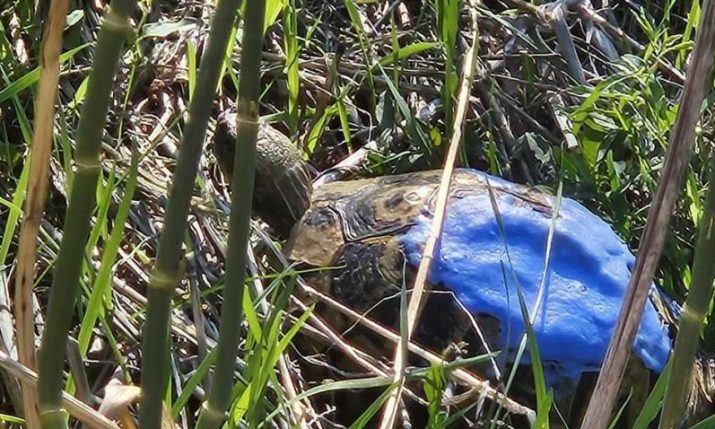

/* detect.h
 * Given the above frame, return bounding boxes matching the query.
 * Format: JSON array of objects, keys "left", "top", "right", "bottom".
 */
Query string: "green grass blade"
[
  {"left": 687, "top": 413, "right": 715, "bottom": 429},
  {"left": 283, "top": 0, "right": 300, "bottom": 135},
  {"left": 0, "top": 44, "right": 89, "bottom": 104},
  {"left": 378, "top": 42, "right": 440, "bottom": 66},
  {"left": 0, "top": 147, "right": 30, "bottom": 268},
  {"left": 172, "top": 348, "right": 218, "bottom": 418},
  {"left": 632, "top": 360, "right": 670, "bottom": 429},
  {"left": 77, "top": 155, "right": 139, "bottom": 355},
  {"left": 348, "top": 385, "right": 397, "bottom": 429}
]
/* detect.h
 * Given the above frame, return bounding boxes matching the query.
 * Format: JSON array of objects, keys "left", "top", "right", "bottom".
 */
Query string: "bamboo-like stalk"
[
  {"left": 659, "top": 152, "right": 715, "bottom": 428},
  {"left": 14, "top": 2, "right": 70, "bottom": 428},
  {"left": 581, "top": 1, "right": 715, "bottom": 427},
  {"left": 194, "top": 0, "right": 265, "bottom": 427},
  {"left": 136, "top": 0, "right": 242, "bottom": 427},
  {"left": 35, "top": 1, "right": 135, "bottom": 428}
]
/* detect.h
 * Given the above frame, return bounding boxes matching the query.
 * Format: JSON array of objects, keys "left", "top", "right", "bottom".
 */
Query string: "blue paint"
[{"left": 401, "top": 169, "right": 671, "bottom": 384}]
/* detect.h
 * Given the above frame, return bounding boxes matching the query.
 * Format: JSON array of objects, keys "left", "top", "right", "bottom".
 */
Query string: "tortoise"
[{"left": 213, "top": 112, "right": 715, "bottom": 425}]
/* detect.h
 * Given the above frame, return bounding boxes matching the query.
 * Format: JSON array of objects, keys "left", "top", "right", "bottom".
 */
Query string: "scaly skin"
[{"left": 214, "top": 111, "right": 312, "bottom": 238}]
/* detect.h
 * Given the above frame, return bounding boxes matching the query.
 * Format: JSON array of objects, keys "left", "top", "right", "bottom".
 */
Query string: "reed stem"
[
  {"left": 35, "top": 2, "right": 135, "bottom": 427},
  {"left": 659, "top": 151, "right": 715, "bottom": 428},
  {"left": 194, "top": 0, "right": 266, "bottom": 427},
  {"left": 136, "top": 0, "right": 242, "bottom": 427}
]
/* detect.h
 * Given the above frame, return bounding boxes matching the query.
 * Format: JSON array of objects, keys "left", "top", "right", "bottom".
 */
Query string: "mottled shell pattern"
[{"left": 286, "top": 169, "right": 551, "bottom": 267}]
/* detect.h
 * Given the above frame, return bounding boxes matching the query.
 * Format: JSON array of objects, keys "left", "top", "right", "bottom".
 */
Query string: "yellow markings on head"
[
  {"left": 372, "top": 183, "right": 435, "bottom": 227},
  {"left": 285, "top": 202, "right": 345, "bottom": 267}
]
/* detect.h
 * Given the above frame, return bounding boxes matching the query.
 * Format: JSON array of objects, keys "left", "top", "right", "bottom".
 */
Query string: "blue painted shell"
[
  {"left": 287, "top": 168, "right": 673, "bottom": 387},
  {"left": 401, "top": 170, "right": 671, "bottom": 384}
]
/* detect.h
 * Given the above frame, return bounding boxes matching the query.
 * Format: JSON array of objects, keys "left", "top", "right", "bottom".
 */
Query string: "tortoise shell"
[
  {"left": 285, "top": 168, "right": 672, "bottom": 386},
  {"left": 213, "top": 118, "right": 712, "bottom": 422}
]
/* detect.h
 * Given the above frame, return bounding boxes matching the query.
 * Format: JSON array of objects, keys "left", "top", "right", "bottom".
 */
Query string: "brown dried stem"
[
  {"left": 581, "top": 0, "right": 715, "bottom": 426},
  {"left": 378, "top": 6, "right": 481, "bottom": 426},
  {"left": 13, "top": 3, "right": 70, "bottom": 428},
  {"left": 0, "top": 350, "right": 119, "bottom": 429}
]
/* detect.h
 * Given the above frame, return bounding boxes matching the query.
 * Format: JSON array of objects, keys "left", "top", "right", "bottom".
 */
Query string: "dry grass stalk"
[
  {"left": 13, "top": 3, "right": 70, "bottom": 428},
  {"left": 291, "top": 298, "right": 419, "bottom": 401},
  {"left": 378, "top": 3, "right": 482, "bottom": 427},
  {"left": 0, "top": 350, "right": 120, "bottom": 429},
  {"left": 581, "top": 0, "right": 715, "bottom": 426},
  {"left": 300, "top": 285, "right": 535, "bottom": 420}
]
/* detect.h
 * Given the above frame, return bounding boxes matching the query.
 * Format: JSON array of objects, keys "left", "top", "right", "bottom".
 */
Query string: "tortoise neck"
[{"left": 214, "top": 111, "right": 312, "bottom": 238}]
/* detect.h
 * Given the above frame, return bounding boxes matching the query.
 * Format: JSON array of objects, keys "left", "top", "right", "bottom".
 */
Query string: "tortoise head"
[{"left": 214, "top": 111, "right": 313, "bottom": 238}]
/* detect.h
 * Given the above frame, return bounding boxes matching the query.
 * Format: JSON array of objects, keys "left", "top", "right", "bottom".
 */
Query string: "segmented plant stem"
[
  {"left": 35, "top": 1, "right": 135, "bottom": 428},
  {"left": 195, "top": 0, "right": 266, "bottom": 427},
  {"left": 136, "top": 0, "right": 242, "bottom": 427}
]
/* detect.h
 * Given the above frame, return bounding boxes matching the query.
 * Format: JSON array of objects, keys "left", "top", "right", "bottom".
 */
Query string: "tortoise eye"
[{"left": 382, "top": 193, "right": 404, "bottom": 210}]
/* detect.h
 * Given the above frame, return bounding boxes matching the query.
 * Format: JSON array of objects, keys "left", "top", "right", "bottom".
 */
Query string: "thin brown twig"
[
  {"left": 299, "top": 284, "right": 536, "bottom": 420},
  {"left": 290, "top": 300, "right": 427, "bottom": 406},
  {"left": 0, "top": 350, "right": 120, "bottom": 429},
  {"left": 378, "top": 5, "right": 482, "bottom": 426},
  {"left": 572, "top": 1, "right": 685, "bottom": 83},
  {"left": 503, "top": 0, "right": 686, "bottom": 83},
  {"left": 13, "top": 3, "right": 70, "bottom": 427}
]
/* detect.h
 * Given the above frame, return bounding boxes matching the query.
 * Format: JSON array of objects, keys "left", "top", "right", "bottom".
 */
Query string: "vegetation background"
[{"left": 0, "top": 0, "right": 714, "bottom": 428}]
